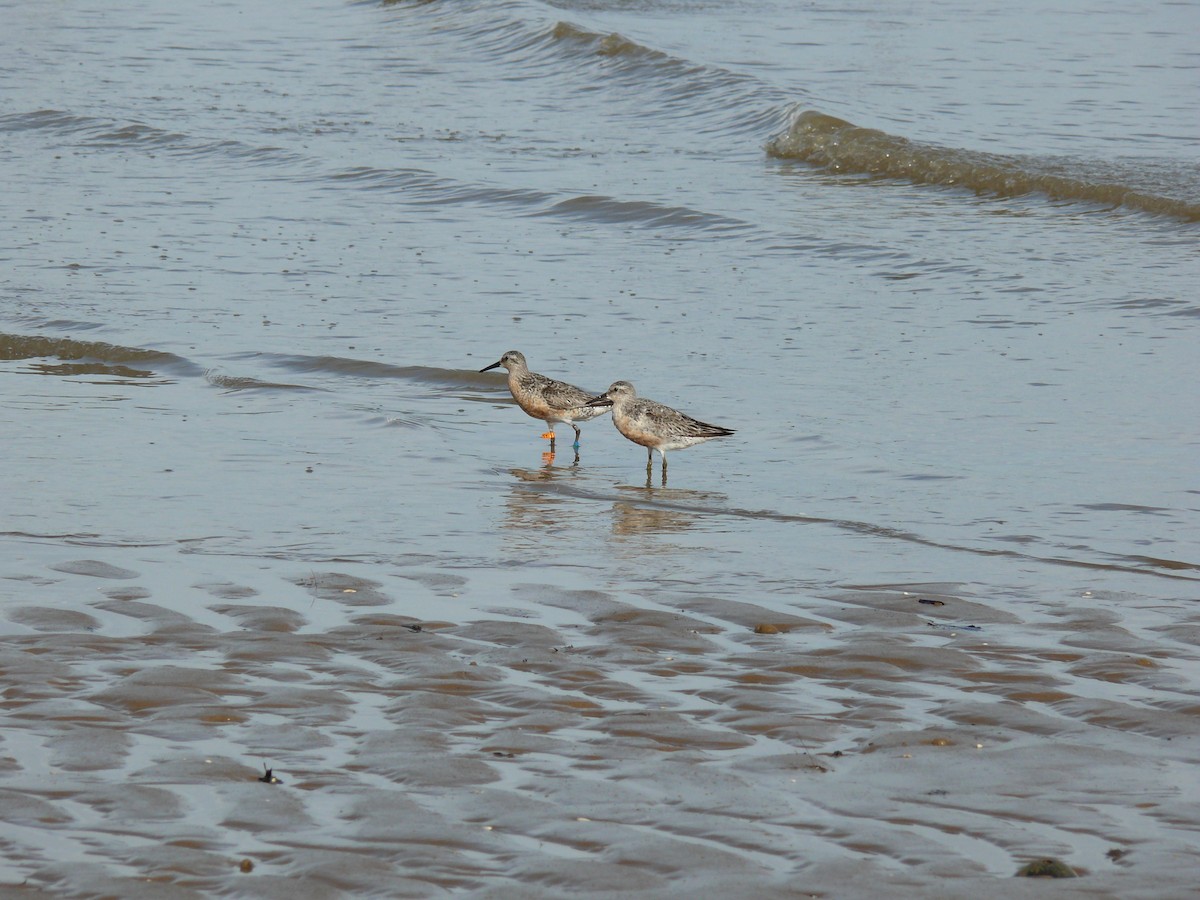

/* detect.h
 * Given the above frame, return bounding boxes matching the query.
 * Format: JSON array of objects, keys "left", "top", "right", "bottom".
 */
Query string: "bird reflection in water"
[
  {"left": 611, "top": 500, "right": 695, "bottom": 537},
  {"left": 503, "top": 449, "right": 584, "bottom": 545},
  {"left": 503, "top": 452, "right": 727, "bottom": 548},
  {"left": 609, "top": 483, "right": 726, "bottom": 539},
  {"left": 538, "top": 445, "right": 580, "bottom": 468}
]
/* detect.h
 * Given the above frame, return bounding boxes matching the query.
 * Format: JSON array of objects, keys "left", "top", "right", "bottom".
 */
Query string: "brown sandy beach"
[{"left": 4, "top": 534, "right": 1198, "bottom": 896}]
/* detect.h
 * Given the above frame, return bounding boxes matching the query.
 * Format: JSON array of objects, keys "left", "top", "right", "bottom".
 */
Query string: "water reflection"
[
  {"left": 611, "top": 500, "right": 695, "bottom": 536},
  {"left": 502, "top": 453, "right": 731, "bottom": 556},
  {"left": 512, "top": 445, "right": 581, "bottom": 476},
  {"left": 503, "top": 450, "right": 588, "bottom": 548},
  {"left": 24, "top": 361, "right": 161, "bottom": 383},
  {"left": 609, "top": 483, "right": 728, "bottom": 539}
]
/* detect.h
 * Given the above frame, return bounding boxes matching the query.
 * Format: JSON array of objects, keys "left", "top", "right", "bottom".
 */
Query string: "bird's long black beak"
[
  {"left": 479, "top": 359, "right": 503, "bottom": 373},
  {"left": 583, "top": 394, "right": 612, "bottom": 408}
]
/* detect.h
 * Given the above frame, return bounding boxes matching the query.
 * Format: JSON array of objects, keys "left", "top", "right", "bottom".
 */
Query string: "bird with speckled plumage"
[
  {"left": 480, "top": 350, "right": 608, "bottom": 450},
  {"left": 585, "top": 380, "right": 734, "bottom": 474}
]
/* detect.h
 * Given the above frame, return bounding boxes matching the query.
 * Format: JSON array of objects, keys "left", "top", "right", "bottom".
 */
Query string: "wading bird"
[
  {"left": 585, "top": 380, "right": 734, "bottom": 478},
  {"left": 480, "top": 350, "right": 608, "bottom": 451}
]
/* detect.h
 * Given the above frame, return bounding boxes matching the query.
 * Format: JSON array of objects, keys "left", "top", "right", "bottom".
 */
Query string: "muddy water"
[{"left": 2, "top": 0, "right": 1199, "bottom": 896}]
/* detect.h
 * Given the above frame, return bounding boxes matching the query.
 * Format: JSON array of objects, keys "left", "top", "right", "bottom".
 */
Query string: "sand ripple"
[{"left": 2, "top": 554, "right": 1198, "bottom": 897}]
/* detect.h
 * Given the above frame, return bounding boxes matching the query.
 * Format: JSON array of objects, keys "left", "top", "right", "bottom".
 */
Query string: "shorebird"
[
  {"left": 585, "top": 380, "right": 734, "bottom": 474},
  {"left": 479, "top": 350, "right": 608, "bottom": 450}
]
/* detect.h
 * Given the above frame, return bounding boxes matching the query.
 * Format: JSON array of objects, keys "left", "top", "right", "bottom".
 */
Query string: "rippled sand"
[{"left": 3, "top": 543, "right": 1197, "bottom": 897}]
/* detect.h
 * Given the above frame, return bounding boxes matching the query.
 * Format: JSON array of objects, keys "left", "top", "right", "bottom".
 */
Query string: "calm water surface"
[{"left": 2, "top": 0, "right": 1198, "bottom": 895}]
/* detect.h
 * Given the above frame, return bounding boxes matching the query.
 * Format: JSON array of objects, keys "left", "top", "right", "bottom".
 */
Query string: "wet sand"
[{"left": 3, "top": 531, "right": 1198, "bottom": 897}]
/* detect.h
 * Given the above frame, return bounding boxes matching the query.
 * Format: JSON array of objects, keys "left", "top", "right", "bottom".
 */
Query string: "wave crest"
[
  {"left": 0, "top": 334, "right": 190, "bottom": 368},
  {"left": 549, "top": 22, "right": 659, "bottom": 60},
  {"left": 767, "top": 110, "right": 1200, "bottom": 221}
]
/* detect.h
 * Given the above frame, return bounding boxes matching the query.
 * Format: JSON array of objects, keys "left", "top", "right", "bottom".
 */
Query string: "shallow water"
[{"left": 2, "top": 0, "right": 1199, "bottom": 895}]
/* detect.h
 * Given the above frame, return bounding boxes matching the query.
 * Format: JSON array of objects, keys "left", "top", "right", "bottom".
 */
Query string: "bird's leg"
[
  {"left": 571, "top": 422, "right": 581, "bottom": 449},
  {"left": 542, "top": 427, "right": 556, "bottom": 453},
  {"left": 661, "top": 453, "right": 668, "bottom": 485}
]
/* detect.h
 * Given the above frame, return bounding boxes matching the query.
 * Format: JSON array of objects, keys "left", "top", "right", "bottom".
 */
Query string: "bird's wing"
[
  {"left": 641, "top": 399, "right": 734, "bottom": 436},
  {"left": 540, "top": 378, "right": 592, "bottom": 409}
]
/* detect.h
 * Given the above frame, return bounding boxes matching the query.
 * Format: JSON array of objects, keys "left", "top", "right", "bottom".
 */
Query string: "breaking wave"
[{"left": 767, "top": 110, "right": 1200, "bottom": 221}]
